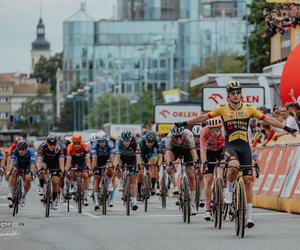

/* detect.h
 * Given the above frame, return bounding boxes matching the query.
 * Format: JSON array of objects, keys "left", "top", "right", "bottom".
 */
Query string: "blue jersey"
[
  {"left": 0, "top": 150, "right": 3, "bottom": 160},
  {"left": 11, "top": 148, "right": 35, "bottom": 169},
  {"left": 92, "top": 140, "right": 116, "bottom": 158},
  {"left": 92, "top": 140, "right": 116, "bottom": 166}
]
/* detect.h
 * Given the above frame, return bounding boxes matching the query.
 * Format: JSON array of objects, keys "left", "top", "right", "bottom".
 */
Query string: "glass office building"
[{"left": 63, "top": 0, "right": 248, "bottom": 97}]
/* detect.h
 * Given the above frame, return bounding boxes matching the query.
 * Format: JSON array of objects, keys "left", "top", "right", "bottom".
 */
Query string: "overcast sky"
[{"left": 0, "top": 0, "right": 116, "bottom": 74}]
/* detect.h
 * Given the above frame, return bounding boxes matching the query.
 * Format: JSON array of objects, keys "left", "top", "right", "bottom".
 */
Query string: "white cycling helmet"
[
  {"left": 89, "top": 133, "right": 98, "bottom": 142},
  {"left": 192, "top": 125, "right": 202, "bottom": 137},
  {"left": 206, "top": 117, "right": 222, "bottom": 128},
  {"left": 96, "top": 130, "right": 107, "bottom": 141},
  {"left": 171, "top": 126, "right": 184, "bottom": 136}
]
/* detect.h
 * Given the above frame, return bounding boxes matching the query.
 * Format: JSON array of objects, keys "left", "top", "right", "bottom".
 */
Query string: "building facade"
[
  {"left": 31, "top": 16, "right": 51, "bottom": 73},
  {"left": 62, "top": 0, "right": 248, "bottom": 100}
]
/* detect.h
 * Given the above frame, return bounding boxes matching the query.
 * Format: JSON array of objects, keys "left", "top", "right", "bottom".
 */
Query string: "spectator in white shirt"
[{"left": 274, "top": 105, "right": 299, "bottom": 140}]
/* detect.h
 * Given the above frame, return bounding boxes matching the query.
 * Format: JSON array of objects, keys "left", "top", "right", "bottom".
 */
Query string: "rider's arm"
[
  {"left": 191, "top": 148, "right": 199, "bottom": 162},
  {"left": 66, "top": 155, "right": 71, "bottom": 171},
  {"left": 36, "top": 156, "right": 43, "bottom": 170},
  {"left": 263, "top": 116, "right": 285, "bottom": 129},
  {"left": 113, "top": 154, "right": 120, "bottom": 168},
  {"left": 85, "top": 154, "right": 91, "bottom": 170},
  {"left": 187, "top": 113, "right": 210, "bottom": 126},
  {"left": 200, "top": 128, "right": 208, "bottom": 163},
  {"left": 157, "top": 153, "right": 163, "bottom": 166}
]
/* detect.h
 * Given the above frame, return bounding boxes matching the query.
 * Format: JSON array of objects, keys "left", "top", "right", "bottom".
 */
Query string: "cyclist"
[
  {"left": 165, "top": 126, "right": 199, "bottom": 215},
  {"left": 36, "top": 135, "right": 65, "bottom": 210},
  {"left": 66, "top": 134, "right": 91, "bottom": 206},
  {"left": 91, "top": 131, "right": 116, "bottom": 210},
  {"left": 175, "top": 81, "right": 297, "bottom": 228},
  {"left": 137, "top": 131, "right": 163, "bottom": 196},
  {"left": 6, "top": 136, "right": 24, "bottom": 199},
  {"left": 200, "top": 118, "right": 225, "bottom": 221},
  {"left": 114, "top": 131, "right": 139, "bottom": 211},
  {"left": 192, "top": 124, "right": 205, "bottom": 208},
  {"left": 8, "top": 140, "right": 35, "bottom": 207},
  {"left": 0, "top": 145, "right": 5, "bottom": 186}
]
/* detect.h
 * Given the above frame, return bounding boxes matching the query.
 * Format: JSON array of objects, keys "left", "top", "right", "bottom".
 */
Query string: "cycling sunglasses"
[
  {"left": 73, "top": 142, "right": 81, "bottom": 146},
  {"left": 146, "top": 140, "right": 155, "bottom": 144},
  {"left": 48, "top": 143, "right": 57, "bottom": 146},
  {"left": 229, "top": 89, "right": 242, "bottom": 95},
  {"left": 18, "top": 148, "right": 27, "bottom": 152},
  {"left": 175, "top": 135, "right": 183, "bottom": 139},
  {"left": 97, "top": 139, "right": 106, "bottom": 144},
  {"left": 209, "top": 127, "right": 221, "bottom": 132}
]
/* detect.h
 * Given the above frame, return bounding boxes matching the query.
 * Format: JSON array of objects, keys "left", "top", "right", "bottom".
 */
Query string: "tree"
[
  {"left": 188, "top": 52, "right": 244, "bottom": 100},
  {"left": 11, "top": 85, "right": 51, "bottom": 135},
  {"left": 248, "top": 0, "right": 277, "bottom": 72},
  {"left": 32, "top": 53, "right": 62, "bottom": 92}
]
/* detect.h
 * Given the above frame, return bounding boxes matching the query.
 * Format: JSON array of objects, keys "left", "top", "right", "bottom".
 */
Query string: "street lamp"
[{"left": 115, "top": 60, "right": 122, "bottom": 124}]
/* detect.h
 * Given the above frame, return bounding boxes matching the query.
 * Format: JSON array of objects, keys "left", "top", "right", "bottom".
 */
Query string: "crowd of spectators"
[
  {"left": 250, "top": 89, "right": 300, "bottom": 148},
  {"left": 264, "top": 4, "right": 300, "bottom": 38}
]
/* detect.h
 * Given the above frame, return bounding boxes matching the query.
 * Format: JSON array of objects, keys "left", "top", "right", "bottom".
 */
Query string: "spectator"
[{"left": 274, "top": 105, "right": 299, "bottom": 140}]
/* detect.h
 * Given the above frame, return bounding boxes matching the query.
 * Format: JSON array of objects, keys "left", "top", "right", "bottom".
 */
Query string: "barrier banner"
[
  {"left": 253, "top": 147, "right": 272, "bottom": 194},
  {"left": 256, "top": 145, "right": 286, "bottom": 196},
  {"left": 266, "top": 145, "right": 297, "bottom": 197},
  {"left": 280, "top": 146, "right": 300, "bottom": 199}
]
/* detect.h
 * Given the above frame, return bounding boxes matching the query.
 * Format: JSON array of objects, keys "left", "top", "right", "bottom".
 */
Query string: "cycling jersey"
[
  {"left": 0, "top": 149, "right": 3, "bottom": 161},
  {"left": 165, "top": 129, "right": 195, "bottom": 151},
  {"left": 92, "top": 139, "right": 116, "bottom": 167},
  {"left": 67, "top": 143, "right": 89, "bottom": 169},
  {"left": 8, "top": 144, "right": 16, "bottom": 157},
  {"left": 11, "top": 148, "right": 35, "bottom": 173},
  {"left": 37, "top": 142, "right": 64, "bottom": 170},
  {"left": 116, "top": 138, "right": 138, "bottom": 166},
  {"left": 208, "top": 104, "right": 265, "bottom": 143},
  {"left": 165, "top": 129, "right": 195, "bottom": 163},
  {"left": 200, "top": 126, "right": 225, "bottom": 152},
  {"left": 138, "top": 136, "right": 162, "bottom": 164}
]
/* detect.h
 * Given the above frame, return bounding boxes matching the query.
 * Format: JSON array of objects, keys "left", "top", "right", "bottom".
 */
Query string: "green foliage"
[
  {"left": 248, "top": 0, "right": 277, "bottom": 72},
  {"left": 32, "top": 53, "right": 62, "bottom": 92},
  {"left": 188, "top": 52, "right": 244, "bottom": 100},
  {"left": 11, "top": 86, "right": 50, "bottom": 135}
]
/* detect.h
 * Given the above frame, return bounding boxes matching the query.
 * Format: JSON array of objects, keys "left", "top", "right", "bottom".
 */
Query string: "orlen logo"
[
  {"left": 209, "top": 93, "right": 224, "bottom": 105},
  {"left": 159, "top": 109, "right": 171, "bottom": 118}
]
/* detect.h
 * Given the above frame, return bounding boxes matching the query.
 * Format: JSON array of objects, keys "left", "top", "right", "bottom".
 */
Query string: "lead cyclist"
[{"left": 176, "top": 81, "right": 297, "bottom": 228}]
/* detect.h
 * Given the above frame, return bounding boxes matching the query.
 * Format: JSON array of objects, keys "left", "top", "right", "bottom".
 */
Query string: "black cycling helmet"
[
  {"left": 47, "top": 135, "right": 57, "bottom": 145},
  {"left": 226, "top": 81, "right": 241, "bottom": 93},
  {"left": 121, "top": 131, "right": 133, "bottom": 141},
  {"left": 145, "top": 131, "right": 156, "bottom": 142},
  {"left": 16, "top": 139, "right": 29, "bottom": 151}
]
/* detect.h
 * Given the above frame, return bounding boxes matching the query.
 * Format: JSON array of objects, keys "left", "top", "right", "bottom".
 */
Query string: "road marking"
[
  {"left": 0, "top": 203, "right": 9, "bottom": 207},
  {"left": 0, "top": 195, "right": 8, "bottom": 199},
  {"left": 82, "top": 212, "right": 101, "bottom": 219}
]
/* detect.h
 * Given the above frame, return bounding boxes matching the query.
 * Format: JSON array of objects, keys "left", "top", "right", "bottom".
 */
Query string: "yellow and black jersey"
[{"left": 208, "top": 103, "right": 265, "bottom": 143}]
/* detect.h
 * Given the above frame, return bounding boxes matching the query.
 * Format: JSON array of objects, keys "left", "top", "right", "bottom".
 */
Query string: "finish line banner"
[{"left": 266, "top": 0, "right": 300, "bottom": 3}]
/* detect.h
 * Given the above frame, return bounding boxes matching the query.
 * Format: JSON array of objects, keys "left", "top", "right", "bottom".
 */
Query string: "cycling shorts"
[
  {"left": 169, "top": 146, "right": 193, "bottom": 165},
  {"left": 224, "top": 141, "right": 252, "bottom": 177},
  {"left": 120, "top": 155, "right": 137, "bottom": 176},
  {"left": 141, "top": 148, "right": 158, "bottom": 164},
  {"left": 204, "top": 147, "right": 224, "bottom": 175}
]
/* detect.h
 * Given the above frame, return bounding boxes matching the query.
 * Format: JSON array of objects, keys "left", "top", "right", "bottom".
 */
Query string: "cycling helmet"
[
  {"left": 145, "top": 131, "right": 156, "bottom": 142},
  {"left": 16, "top": 139, "right": 29, "bottom": 150},
  {"left": 64, "top": 136, "right": 71, "bottom": 146},
  {"left": 171, "top": 126, "right": 185, "bottom": 136},
  {"left": 47, "top": 135, "right": 57, "bottom": 144},
  {"left": 97, "top": 130, "right": 107, "bottom": 141},
  {"left": 192, "top": 125, "right": 202, "bottom": 137},
  {"left": 71, "top": 134, "right": 83, "bottom": 144},
  {"left": 226, "top": 81, "right": 241, "bottom": 93},
  {"left": 206, "top": 117, "right": 222, "bottom": 128},
  {"left": 89, "top": 133, "right": 98, "bottom": 143},
  {"left": 120, "top": 131, "right": 133, "bottom": 141}
]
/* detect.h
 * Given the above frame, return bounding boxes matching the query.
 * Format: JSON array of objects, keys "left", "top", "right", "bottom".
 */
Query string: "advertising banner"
[
  {"left": 154, "top": 104, "right": 201, "bottom": 124},
  {"left": 271, "top": 33, "right": 282, "bottom": 63},
  {"left": 202, "top": 87, "right": 265, "bottom": 111}
]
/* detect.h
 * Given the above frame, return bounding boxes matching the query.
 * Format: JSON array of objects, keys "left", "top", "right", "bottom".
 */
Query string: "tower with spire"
[{"left": 31, "top": 3, "right": 51, "bottom": 73}]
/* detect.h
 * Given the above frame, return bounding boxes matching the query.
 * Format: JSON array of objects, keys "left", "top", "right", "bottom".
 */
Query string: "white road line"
[
  {"left": 82, "top": 212, "right": 101, "bottom": 219},
  {"left": 0, "top": 195, "right": 8, "bottom": 199},
  {"left": 0, "top": 203, "right": 9, "bottom": 207}
]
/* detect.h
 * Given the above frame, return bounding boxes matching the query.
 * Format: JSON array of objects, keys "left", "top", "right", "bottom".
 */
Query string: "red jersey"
[
  {"left": 67, "top": 143, "right": 89, "bottom": 158},
  {"left": 8, "top": 144, "right": 16, "bottom": 156},
  {"left": 200, "top": 126, "right": 225, "bottom": 152}
]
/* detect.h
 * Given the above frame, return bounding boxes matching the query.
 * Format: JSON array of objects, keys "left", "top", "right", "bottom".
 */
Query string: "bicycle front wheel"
[
  {"left": 184, "top": 177, "right": 191, "bottom": 224},
  {"left": 102, "top": 180, "right": 107, "bottom": 215},
  {"left": 77, "top": 179, "right": 83, "bottom": 214},
  {"left": 161, "top": 174, "right": 167, "bottom": 209},
  {"left": 45, "top": 181, "right": 51, "bottom": 217},
  {"left": 217, "top": 178, "right": 223, "bottom": 229},
  {"left": 239, "top": 182, "right": 246, "bottom": 238}
]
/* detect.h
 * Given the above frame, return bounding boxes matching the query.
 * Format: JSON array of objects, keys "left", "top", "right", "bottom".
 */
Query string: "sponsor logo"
[
  {"left": 159, "top": 109, "right": 171, "bottom": 118},
  {"left": 209, "top": 93, "right": 224, "bottom": 105}
]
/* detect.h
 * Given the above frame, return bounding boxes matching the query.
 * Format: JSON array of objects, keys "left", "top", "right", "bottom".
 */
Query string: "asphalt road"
[{"left": 0, "top": 180, "right": 299, "bottom": 250}]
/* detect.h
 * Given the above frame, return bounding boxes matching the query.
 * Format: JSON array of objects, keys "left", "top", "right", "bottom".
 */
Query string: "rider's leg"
[
  {"left": 81, "top": 171, "right": 90, "bottom": 202},
  {"left": 204, "top": 173, "right": 213, "bottom": 211},
  {"left": 22, "top": 173, "right": 31, "bottom": 198},
  {"left": 130, "top": 175, "right": 138, "bottom": 209},
  {"left": 51, "top": 175, "right": 60, "bottom": 202},
  {"left": 166, "top": 151, "right": 178, "bottom": 193}
]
